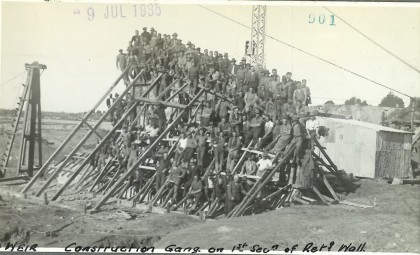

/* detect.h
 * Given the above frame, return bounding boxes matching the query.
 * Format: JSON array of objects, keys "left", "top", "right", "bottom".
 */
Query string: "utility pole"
[{"left": 411, "top": 97, "right": 416, "bottom": 132}]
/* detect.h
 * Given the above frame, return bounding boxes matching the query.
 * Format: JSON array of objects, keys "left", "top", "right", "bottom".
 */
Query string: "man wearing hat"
[
  {"left": 141, "top": 27, "right": 151, "bottom": 45},
  {"left": 217, "top": 95, "right": 230, "bottom": 120},
  {"left": 230, "top": 106, "right": 242, "bottom": 135},
  {"left": 246, "top": 66, "right": 259, "bottom": 92},
  {"left": 227, "top": 58, "right": 238, "bottom": 76},
  {"left": 201, "top": 49, "right": 211, "bottom": 67},
  {"left": 291, "top": 115, "right": 305, "bottom": 162},
  {"left": 219, "top": 53, "right": 230, "bottom": 75}
]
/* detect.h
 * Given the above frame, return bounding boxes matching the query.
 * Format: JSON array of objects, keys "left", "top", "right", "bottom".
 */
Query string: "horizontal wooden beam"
[
  {"left": 0, "top": 176, "right": 30, "bottom": 182},
  {"left": 136, "top": 97, "right": 186, "bottom": 109}
]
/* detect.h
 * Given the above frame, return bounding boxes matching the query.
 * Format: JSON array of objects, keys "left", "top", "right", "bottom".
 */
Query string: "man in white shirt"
[
  {"left": 305, "top": 115, "right": 319, "bottom": 136},
  {"left": 256, "top": 152, "right": 273, "bottom": 177}
]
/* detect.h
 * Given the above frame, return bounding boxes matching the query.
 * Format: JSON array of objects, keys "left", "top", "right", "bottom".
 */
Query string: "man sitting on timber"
[
  {"left": 256, "top": 152, "right": 273, "bottom": 178},
  {"left": 241, "top": 154, "right": 257, "bottom": 176},
  {"left": 266, "top": 116, "right": 292, "bottom": 155}
]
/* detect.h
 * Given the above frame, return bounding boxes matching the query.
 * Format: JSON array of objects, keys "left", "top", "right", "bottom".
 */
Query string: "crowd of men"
[{"left": 105, "top": 27, "right": 321, "bottom": 215}]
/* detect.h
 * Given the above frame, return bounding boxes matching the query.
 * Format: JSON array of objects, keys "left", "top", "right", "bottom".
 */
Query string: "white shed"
[{"left": 316, "top": 117, "right": 412, "bottom": 178}]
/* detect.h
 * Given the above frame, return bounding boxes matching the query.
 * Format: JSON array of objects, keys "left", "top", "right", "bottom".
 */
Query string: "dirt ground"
[
  {"left": 156, "top": 179, "right": 420, "bottom": 252},
  {"left": 1, "top": 115, "right": 419, "bottom": 253},
  {"left": 0, "top": 179, "right": 419, "bottom": 252}
]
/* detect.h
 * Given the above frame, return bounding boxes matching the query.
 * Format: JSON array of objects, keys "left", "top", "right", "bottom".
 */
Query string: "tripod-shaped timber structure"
[{"left": 19, "top": 63, "right": 354, "bottom": 218}]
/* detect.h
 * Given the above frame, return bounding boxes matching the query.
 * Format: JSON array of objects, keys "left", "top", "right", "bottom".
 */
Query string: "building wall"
[
  {"left": 375, "top": 131, "right": 412, "bottom": 178},
  {"left": 318, "top": 120, "right": 376, "bottom": 178}
]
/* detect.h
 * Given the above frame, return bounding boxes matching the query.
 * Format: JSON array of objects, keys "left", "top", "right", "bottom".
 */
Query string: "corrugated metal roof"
[{"left": 319, "top": 117, "right": 413, "bottom": 134}]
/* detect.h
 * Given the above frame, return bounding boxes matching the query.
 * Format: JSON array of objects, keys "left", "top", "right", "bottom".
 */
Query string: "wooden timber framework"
[
  {"left": 19, "top": 64, "right": 353, "bottom": 218},
  {"left": 0, "top": 62, "right": 46, "bottom": 181}
]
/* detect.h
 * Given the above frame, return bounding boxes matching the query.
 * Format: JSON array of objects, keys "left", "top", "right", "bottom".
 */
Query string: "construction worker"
[
  {"left": 247, "top": 108, "right": 264, "bottom": 148},
  {"left": 290, "top": 116, "right": 306, "bottom": 163},
  {"left": 174, "top": 132, "right": 187, "bottom": 165},
  {"left": 216, "top": 95, "right": 231, "bottom": 120},
  {"left": 230, "top": 106, "right": 242, "bottom": 136},
  {"left": 217, "top": 117, "right": 232, "bottom": 138},
  {"left": 256, "top": 115, "right": 274, "bottom": 150},
  {"left": 244, "top": 87, "right": 258, "bottom": 113},
  {"left": 226, "top": 130, "right": 241, "bottom": 174},
  {"left": 195, "top": 128, "right": 208, "bottom": 167},
  {"left": 226, "top": 174, "right": 247, "bottom": 214},
  {"left": 256, "top": 152, "right": 273, "bottom": 178},
  {"left": 184, "top": 132, "right": 198, "bottom": 164},
  {"left": 241, "top": 154, "right": 257, "bottom": 176},
  {"left": 116, "top": 49, "right": 127, "bottom": 72},
  {"left": 185, "top": 174, "right": 203, "bottom": 211},
  {"left": 266, "top": 116, "right": 293, "bottom": 155},
  {"left": 169, "top": 164, "right": 186, "bottom": 203},
  {"left": 153, "top": 102, "right": 167, "bottom": 133},
  {"left": 155, "top": 152, "right": 171, "bottom": 192},
  {"left": 128, "top": 142, "right": 140, "bottom": 169},
  {"left": 213, "top": 131, "right": 226, "bottom": 173}
]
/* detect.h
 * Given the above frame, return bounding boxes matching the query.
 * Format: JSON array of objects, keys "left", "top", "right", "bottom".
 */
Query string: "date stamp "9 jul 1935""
[{"left": 73, "top": 4, "right": 162, "bottom": 21}]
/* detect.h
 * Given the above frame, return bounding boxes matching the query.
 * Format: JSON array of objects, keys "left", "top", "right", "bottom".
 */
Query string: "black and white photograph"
[{"left": 0, "top": 1, "right": 419, "bottom": 253}]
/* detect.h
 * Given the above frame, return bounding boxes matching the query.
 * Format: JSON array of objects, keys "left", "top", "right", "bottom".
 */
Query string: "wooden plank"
[
  {"left": 21, "top": 66, "right": 130, "bottom": 194},
  {"left": 241, "top": 148, "right": 275, "bottom": 158},
  {"left": 340, "top": 200, "right": 373, "bottom": 208},
  {"left": 312, "top": 186, "right": 329, "bottom": 205},
  {"left": 49, "top": 74, "right": 164, "bottom": 200},
  {"left": 82, "top": 120, "right": 103, "bottom": 140},
  {"left": 92, "top": 89, "right": 205, "bottom": 212},
  {"left": 323, "top": 174, "right": 340, "bottom": 200},
  {"left": 135, "top": 97, "right": 187, "bottom": 109},
  {"left": 0, "top": 176, "right": 30, "bottom": 183}
]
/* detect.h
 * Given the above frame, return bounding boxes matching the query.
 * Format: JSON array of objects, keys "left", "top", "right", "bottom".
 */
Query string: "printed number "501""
[{"left": 308, "top": 14, "right": 336, "bottom": 26}]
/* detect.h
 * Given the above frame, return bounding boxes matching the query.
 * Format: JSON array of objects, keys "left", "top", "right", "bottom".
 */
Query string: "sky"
[{"left": 1, "top": 1, "right": 419, "bottom": 113}]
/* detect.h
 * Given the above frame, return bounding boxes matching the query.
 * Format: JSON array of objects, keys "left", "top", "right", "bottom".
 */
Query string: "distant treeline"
[{"left": 0, "top": 109, "right": 104, "bottom": 120}]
